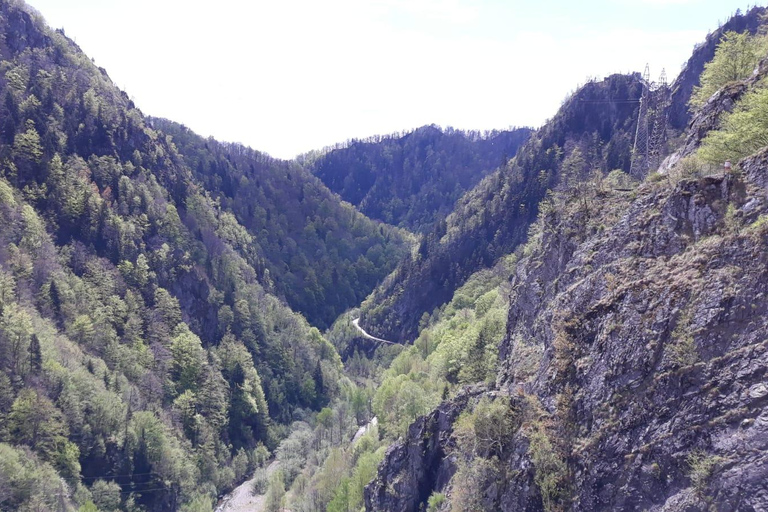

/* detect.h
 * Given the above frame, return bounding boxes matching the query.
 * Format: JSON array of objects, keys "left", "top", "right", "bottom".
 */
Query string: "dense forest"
[
  {"left": 308, "top": 125, "right": 532, "bottom": 232},
  {"left": 359, "top": 73, "right": 644, "bottom": 341},
  {"left": 0, "top": 2, "right": 361, "bottom": 510},
  {"left": 148, "top": 119, "right": 411, "bottom": 330}
]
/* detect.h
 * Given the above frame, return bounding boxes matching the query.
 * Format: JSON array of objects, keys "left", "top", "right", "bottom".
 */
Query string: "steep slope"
[
  {"left": 368, "top": 151, "right": 768, "bottom": 512},
  {"left": 361, "top": 73, "right": 644, "bottom": 341},
  {"left": 308, "top": 125, "right": 532, "bottom": 232},
  {"left": 668, "top": 6, "right": 766, "bottom": 130},
  {"left": 150, "top": 119, "right": 411, "bottom": 330},
  {"left": 360, "top": 5, "right": 768, "bottom": 344},
  {"left": 365, "top": 10, "right": 768, "bottom": 512},
  {"left": 0, "top": 2, "right": 342, "bottom": 510}
]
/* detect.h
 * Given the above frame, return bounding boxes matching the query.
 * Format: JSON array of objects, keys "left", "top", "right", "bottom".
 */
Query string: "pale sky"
[{"left": 28, "top": 0, "right": 756, "bottom": 159}]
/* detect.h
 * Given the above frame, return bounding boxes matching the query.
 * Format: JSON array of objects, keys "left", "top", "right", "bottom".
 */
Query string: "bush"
[
  {"left": 687, "top": 449, "right": 725, "bottom": 493},
  {"left": 251, "top": 468, "right": 269, "bottom": 495},
  {"left": 427, "top": 492, "right": 447, "bottom": 511},
  {"left": 453, "top": 396, "right": 518, "bottom": 457}
]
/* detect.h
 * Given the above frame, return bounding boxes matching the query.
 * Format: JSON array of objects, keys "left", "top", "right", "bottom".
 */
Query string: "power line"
[{"left": 80, "top": 471, "right": 160, "bottom": 480}]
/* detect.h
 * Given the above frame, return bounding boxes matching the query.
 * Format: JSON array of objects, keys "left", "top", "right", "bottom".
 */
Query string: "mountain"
[
  {"left": 0, "top": 2, "right": 353, "bottom": 510},
  {"left": 149, "top": 118, "right": 411, "bottom": 331},
  {"left": 360, "top": 73, "right": 644, "bottom": 341},
  {"left": 358, "top": 6, "right": 768, "bottom": 344},
  {"left": 362, "top": 6, "right": 768, "bottom": 512},
  {"left": 308, "top": 125, "right": 532, "bottom": 233}
]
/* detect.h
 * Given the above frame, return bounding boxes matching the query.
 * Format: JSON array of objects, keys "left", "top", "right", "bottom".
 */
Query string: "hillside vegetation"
[
  {"left": 150, "top": 119, "right": 411, "bottom": 330},
  {"left": 0, "top": 2, "right": 358, "bottom": 510},
  {"left": 360, "top": 73, "right": 643, "bottom": 341},
  {"left": 309, "top": 125, "right": 531, "bottom": 232}
]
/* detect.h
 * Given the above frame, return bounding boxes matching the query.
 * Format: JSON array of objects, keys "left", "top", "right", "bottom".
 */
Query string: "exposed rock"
[
  {"left": 367, "top": 166, "right": 768, "bottom": 512},
  {"left": 365, "top": 386, "right": 488, "bottom": 512}
]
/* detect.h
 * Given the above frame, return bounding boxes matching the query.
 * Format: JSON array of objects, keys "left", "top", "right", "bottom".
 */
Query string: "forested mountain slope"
[
  {"left": 360, "top": 73, "right": 643, "bottom": 341},
  {"left": 0, "top": 2, "right": 346, "bottom": 510},
  {"left": 149, "top": 119, "right": 411, "bottom": 330},
  {"left": 359, "top": 6, "right": 767, "bottom": 343},
  {"left": 308, "top": 125, "right": 532, "bottom": 232},
  {"left": 364, "top": 7, "right": 768, "bottom": 512}
]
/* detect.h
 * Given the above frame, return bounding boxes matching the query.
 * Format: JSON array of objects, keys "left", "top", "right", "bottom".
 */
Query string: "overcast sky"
[{"left": 28, "top": 0, "right": 754, "bottom": 159}]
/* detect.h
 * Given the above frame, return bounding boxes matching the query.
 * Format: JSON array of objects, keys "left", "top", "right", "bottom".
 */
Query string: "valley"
[{"left": 0, "top": 1, "right": 766, "bottom": 512}]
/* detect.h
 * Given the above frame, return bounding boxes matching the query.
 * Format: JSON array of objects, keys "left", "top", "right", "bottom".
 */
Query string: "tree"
[
  {"left": 699, "top": 85, "right": 768, "bottom": 163},
  {"left": 9, "top": 389, "right": 68, "bottom": 460},
  {"left": 154, "top": 288, "right": 182, "bottom": 330},
  {"left": 264, "top": 470, "right": 286, "bottom": 512},
  {"left": 690, "top": 31, "right": 768, "bottom": 109},
  {"left": 12, "top": 120, "right": 43, "bottom": 177},
  {"left": 170, "top": 323, "right": 206, "bottom": 394},
  {"left": 0, "top": 302, "right": 34, "bottom": 378},
  {"left": 91, "top": 479, "right": 121, "bottom": 512},
  {"left": 28, "top": 334, "right": 42, "bottom": 373}
]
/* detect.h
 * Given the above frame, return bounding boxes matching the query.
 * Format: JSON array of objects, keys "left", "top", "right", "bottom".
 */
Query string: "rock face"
[
  {"left": 366, "top": 37, "right": 768, "bottom": 510},
  {"left": 364, "top": 387, "right": 486, "bottom": 512},
  {"left": 368, "top": 164, "right": 768, "bottom": 511}
]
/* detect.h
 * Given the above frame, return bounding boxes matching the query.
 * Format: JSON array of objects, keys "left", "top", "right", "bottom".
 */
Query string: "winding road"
[{"left": 351, "top": 318, "right": 398, "bottom": 345}]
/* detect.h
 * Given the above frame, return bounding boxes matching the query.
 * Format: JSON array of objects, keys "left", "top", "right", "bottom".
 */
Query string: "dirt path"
[{"left": 215, "top": 460, "right": 280, "bottom": 512}]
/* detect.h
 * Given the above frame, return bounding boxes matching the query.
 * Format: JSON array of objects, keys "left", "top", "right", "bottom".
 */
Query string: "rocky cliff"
[
  {"left": 367, "top": 141, "right": 768, "bottom": 512},
  {"left": 365, "top": 14, "right": 768, "bottom": 509}
]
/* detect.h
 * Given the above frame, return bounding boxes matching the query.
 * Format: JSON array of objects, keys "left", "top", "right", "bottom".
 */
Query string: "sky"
[{"left": 27, "top": 0, "right": 756, "bottom": 159}]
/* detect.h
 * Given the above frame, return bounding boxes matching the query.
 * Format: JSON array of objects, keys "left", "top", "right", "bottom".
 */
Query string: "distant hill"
[
  {"left": 308, "top": 125, "right": 532, "bottom": 232},
  {"left": 150, "top": 119, "right": 411, "bottom": 330}
]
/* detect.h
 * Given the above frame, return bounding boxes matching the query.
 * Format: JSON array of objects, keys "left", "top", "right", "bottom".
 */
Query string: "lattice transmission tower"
[
  {"left": 648, "top": 68, "right": 671, "bottom": 171},
  {"left": 630, "top": 65, "right": 670, "bottom": 178}
]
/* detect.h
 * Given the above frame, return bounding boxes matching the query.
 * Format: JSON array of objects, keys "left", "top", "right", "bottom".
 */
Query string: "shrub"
[
  {"left": 251, "top": 468, "right": 269, "bottom": 495},
  {"left": 427, "top": 492, "right": 447, "bottom": 511},
  {"left": 687, "top": 449, "right": 725, "bottom": 493}
]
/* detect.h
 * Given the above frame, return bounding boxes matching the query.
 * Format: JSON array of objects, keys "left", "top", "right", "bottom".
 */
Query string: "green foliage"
[
  {"left": 171, "top": 323, "right": 206, "bottom": 394},
  {"left": 251, "top": 467, "right": 269, "bottom": 495},
  {"left": 151, "top": 119, "right": 412, "bottom": 330},
  {"left": 252, "top": 443, "right": 271, "bottom": 468},
  {"left": 449, "top": 457, "right": 498, "bottom": 512},
  {"left": 690, "top": 31, "right": 768, "bottom": 109},
  {"left": 453, "top": 396, "right": 518, "bottom": 457},
  {"left": 527, "top": 422, "right": 569, "bottom": 512},
  {"left": 699, "top": 85, "right": 768, "bottom": 164},
  {"left": 310, "top": 125, "right": 531, "bottom": 232},
  {"left": 687, "top": 449, "right": 725, "bottom": 494},
  {"left": 91, "top": 479, "right": 121, "bottom": 512},
  {"left": 264, "top": 470, "right": 286, "bottom": 512},
  {"left": 9, "top": 389, "right": 68, "bottom": 461},
  {"left": 670, "top": 310, "right": 699, "bottom": 367},
  {"left": 178, "top": 495, "right": 214, "bottom": 512},
  {"left": 0, "top": 443, "right": 73, "bottom": 511},
  {"left": 362, "top": 74, "right": 641, "bottom": 341},
  {"left": 372, "top": 257, "right": 513, "bottom": 438},
  {"left": 427, "top": 492, "right": 447, "bottom": 512}
]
